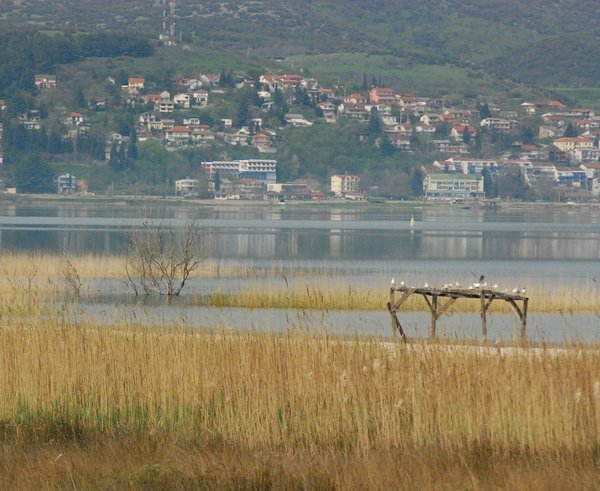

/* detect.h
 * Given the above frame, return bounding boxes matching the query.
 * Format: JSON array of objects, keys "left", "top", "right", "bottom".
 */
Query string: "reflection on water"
[{"left": 0, "top": 202, "right": 599, "bottom": 263}]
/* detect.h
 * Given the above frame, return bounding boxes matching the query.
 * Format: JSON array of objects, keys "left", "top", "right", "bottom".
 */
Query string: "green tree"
[
  {"left": 410, "top": 168, "right": 423, "bottom": 197},
  {"left": 367, "top": 107, "right": 381, "bottom": 136},
  {"left": 236, "top": 99, "right": 250, "bottom": 128},
  {"left": 520, "top": 125, "right": 537, "bottom": 144},
  {"left": 477, "top": 102, "right": 491, "bottom": 119},
  {"left": 434, "top": 122, "right": 450, "bottom": 137},
  {"left": 563, "top": 122, "right": 578, "bottom": 137},
  {"left": 462, "top": 126, "right": 471, "bottom": 144},
  {"left": 16, "top": 154, "right": 55, "bottom": 193}
]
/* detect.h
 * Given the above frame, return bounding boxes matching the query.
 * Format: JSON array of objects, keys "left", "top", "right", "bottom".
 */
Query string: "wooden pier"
[{"left": 387, "top": 285, "right": 529, "bottom": 343}]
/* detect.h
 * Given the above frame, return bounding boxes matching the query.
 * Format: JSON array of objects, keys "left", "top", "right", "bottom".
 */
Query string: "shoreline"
[{"left": 0, "top": 192, "right": 598, "bottom": 210}]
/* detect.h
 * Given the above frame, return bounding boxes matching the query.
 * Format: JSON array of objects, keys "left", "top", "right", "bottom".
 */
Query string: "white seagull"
[{"left": 391, "top": 277, "right": 396, "bottom": 287}]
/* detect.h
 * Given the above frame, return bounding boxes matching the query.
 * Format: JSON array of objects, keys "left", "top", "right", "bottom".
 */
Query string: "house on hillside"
[
  {"left": 192, "top": 89, "right": 209, "bottom": 106},
  {"left": 552, "top": 137, "right": 594, "bottom": 152},
  {"left": 450, "top": 125, "right": 477, "bottom": 141},
  {"left": 165, "top": 126, "right": 191, "bottom": 145},
  {"left": 35, "top": 74, "right": 57, "bottom": 88},
  {"left": 127, "top": 77, "right": 145, "bottom": 93},
  {"left": 369, "top": 88, "right": 395, "bottom": 105},
  {"left": 173, "top": 93, "right": 190, "bottom": 109}
]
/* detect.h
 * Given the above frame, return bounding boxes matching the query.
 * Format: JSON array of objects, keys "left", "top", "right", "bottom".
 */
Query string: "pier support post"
[
  {"left": 520, "top": 298, "right": 528, "bottom": 343},
  {"left": 480, "top": 290, "right": 487, "bottom": 341}
]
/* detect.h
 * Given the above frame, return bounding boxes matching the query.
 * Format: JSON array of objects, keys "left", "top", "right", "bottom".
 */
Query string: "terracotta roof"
[
  {"left": 554, "top": 137, "right": 593, "bottom": 142},
  {"left": 168, "top": 126, "right": 190, "bottom": 133}
]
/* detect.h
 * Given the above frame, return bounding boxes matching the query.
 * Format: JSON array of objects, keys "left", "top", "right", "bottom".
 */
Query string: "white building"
[
  {"left": 56, "top": 173, "right": 77, "bottom": 194},
  {"left": 330, "top": 174, "right": 360, "bottom": 197},
  {"left": 202, "top": 159, "right": 277, "bottom": 183},
  {"left": 175, "top": 178, "right": 199, "bottom": 196},
  {"left": 423, "top": 173, "right": 485, "bottom": 199}
]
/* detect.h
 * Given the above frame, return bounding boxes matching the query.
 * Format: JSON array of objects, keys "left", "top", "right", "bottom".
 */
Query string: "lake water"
[{"left": 1, "top": 199, "right": 599, "bottom": 342}]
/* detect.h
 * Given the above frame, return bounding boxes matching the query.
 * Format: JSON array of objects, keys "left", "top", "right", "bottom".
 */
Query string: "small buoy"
[{"left": 410, "top": 215, "right": 416, "bottom": 228}]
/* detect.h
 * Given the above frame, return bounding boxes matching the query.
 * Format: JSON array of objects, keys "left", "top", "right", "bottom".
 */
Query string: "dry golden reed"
[
  {"left": 0, "top": 310, "right": 599, "bottom": 488},
  {"left": 1, "top": 317, "right": 600, "bottom": 456}
]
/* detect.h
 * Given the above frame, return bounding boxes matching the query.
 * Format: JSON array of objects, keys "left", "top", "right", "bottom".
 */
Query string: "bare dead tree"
[{"left": 125, "top": 221, "right": 205, "bottom": 301}]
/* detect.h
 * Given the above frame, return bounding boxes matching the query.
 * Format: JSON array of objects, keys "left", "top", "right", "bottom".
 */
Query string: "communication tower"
[{"left": 159, "top": 0, "right": 177, "bottom": 46}]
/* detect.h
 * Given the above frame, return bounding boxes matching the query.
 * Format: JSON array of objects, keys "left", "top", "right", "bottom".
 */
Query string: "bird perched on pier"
[
  {"left": 390, "top": 277, "right": 396, "bottom": 287},
  {"left": 479, "top": 274, "right": 485, "bottom": 282},
  {"left": 512, "top": 288, "right": 519, "bottom": 294},
  {"left": 520, "top": 288, "right": 527, "bottom": 295},
  {"left": 400, "top": 281, "right": 405, "bottom": 287},
  {"left": 424, "top": 282, "right": 429, "bottom": 288}
]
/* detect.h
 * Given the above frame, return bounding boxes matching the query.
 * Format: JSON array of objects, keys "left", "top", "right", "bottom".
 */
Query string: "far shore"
[{"left": 0, "top": 192, "right": 598, "bottom": 210}]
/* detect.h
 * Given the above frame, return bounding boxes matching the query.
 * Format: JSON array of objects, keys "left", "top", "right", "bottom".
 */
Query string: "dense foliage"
[{"left": 0, "top": 30, "right": 153, "bottom": 104}]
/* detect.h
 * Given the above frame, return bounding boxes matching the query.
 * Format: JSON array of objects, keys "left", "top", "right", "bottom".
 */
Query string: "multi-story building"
[
  {"left": 330, "top": 174, "right": 360, "bottom": 197},
  {"left": 552, "top": 136, "right": 594, "bottom": 152},
  {"left": 175, "top": 178, "right": 199, "bottom": 196},
  {"left": 369, "top": 88, "right": 395, "bottom": 105},
  {"left": 202, "top": 159, "right": 277, "bottom": 183},
  {"left": 165, "top": 126, "right": 191, "bottom": 145},
  {"left": 423, "top": 173, "right": 485, "bottom": 199},
  {"left": 127, "top": 77, "right": 145, "bottom": 93}
]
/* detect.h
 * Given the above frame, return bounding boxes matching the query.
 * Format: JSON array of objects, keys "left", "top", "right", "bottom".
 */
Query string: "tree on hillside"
[
  {"left": 563, "top": 122, "right": 578, "bottom": 137},
  {"left": 477, "top": 102, "right": 491, "bottom": 119},
  {"left": 367, "top": 107, "right": 381, "bottom": 136},
  {"left": 462, "top": 126, "right": 471, "bottom": 144},
  {"left": 410, "top": 168, "right": 424, "bottom": 197},
  {"left": 16, "top": 154, "right": 55, "bottom": 193},
  {"left": 236, "top": 98, "right": 250, "bottom": 127},
  {"left": 434, "top": 122, "right": 450, "bottom": 137},
  {"left": 520, "top": 125, "right": 537, "bottom": 144},
  {"left": 128, "top": 129, "right": 138, "bottom": 161}
]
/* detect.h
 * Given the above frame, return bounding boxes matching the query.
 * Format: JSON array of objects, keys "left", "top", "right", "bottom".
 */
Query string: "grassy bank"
[{"left": 0, "top": 319, "right": 599, "bottom": 488}]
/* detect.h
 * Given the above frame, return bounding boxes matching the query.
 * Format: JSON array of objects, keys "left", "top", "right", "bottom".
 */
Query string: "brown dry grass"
[{"left": 0, "top": 315, "right": 599, "bottom": 488}]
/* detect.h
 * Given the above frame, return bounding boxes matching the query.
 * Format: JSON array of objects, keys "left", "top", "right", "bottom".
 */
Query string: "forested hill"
[
  {"left": 2, "top": 0, "right": 598, "bottom": 35},
  {"left": 1, "top": 0, "right": 599, "bottom": 85}
]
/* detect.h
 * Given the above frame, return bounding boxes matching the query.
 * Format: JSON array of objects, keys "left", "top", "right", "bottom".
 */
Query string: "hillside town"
[{"left": 3, "top": 68, "right": 600, "bottom": 202}]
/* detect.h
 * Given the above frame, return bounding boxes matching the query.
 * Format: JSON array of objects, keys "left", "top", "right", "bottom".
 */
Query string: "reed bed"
[
  {"left": 0, "top": 315, "right": 600, "bottom": 488},
  {"left": 0, "top": 252, "right": 597, "bottom": 313},
  {"left": 201, "top": 278, "right": 600, "bottom": 314}
]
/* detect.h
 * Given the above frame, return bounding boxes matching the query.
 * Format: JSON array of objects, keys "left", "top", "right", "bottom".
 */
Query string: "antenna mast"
[{"left": 160, "top": 0, "right": 177, "bottom": 46}]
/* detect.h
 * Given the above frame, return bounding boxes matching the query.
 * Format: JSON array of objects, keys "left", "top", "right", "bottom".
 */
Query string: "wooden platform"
[{"left": 387, "top": 285, "right": 529, "bottom": 343}]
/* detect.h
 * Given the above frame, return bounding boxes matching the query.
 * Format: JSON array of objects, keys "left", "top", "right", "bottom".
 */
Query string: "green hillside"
[{"left": 1, "top": 0, "right": 599, "bottom": 92}]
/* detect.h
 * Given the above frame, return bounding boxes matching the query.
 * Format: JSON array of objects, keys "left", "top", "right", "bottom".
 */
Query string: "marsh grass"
[
  {"left": 199, "top": 278, "right": 600, "bottom": 313},
  {"left": 0, "top": 316, "right": 599, "bottom": 488},
  {"left": 0, "top": 253, "right": 596, "bottom": 314}
]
